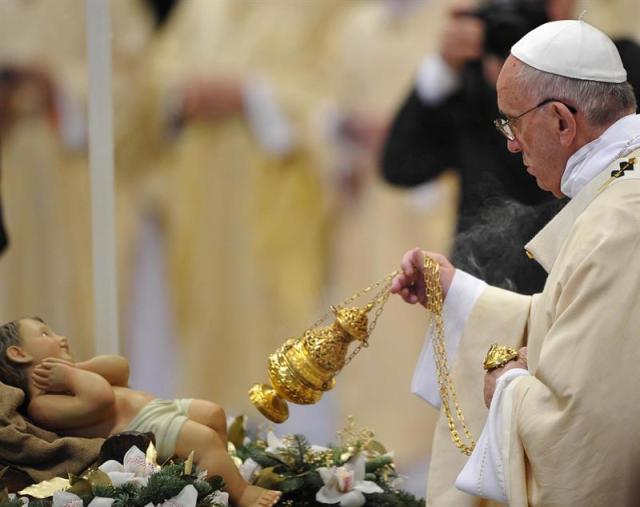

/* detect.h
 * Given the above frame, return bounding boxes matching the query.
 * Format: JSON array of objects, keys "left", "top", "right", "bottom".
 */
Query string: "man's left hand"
[{"left": 484, "top": 347, "right": 528, "bottom": 408}]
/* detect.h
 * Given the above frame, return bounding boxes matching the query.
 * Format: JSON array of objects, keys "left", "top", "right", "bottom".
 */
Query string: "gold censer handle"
[{"left": 424, "top": 256, "right": 476, "bottom": 455}]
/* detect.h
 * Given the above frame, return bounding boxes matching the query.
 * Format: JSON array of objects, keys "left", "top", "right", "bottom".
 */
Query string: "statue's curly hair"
[{"left": 0, "top": 317, "right": 43, "bottom": 406}]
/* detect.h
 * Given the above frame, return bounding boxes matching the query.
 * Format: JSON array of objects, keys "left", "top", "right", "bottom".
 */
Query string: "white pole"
[{"left": 86, "top": 0, "right": 119, "bottom": 354}]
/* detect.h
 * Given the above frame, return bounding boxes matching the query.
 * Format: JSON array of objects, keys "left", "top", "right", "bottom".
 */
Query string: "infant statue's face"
[{"left": 19, "top": 318, "right": 74, "bottom": 364}]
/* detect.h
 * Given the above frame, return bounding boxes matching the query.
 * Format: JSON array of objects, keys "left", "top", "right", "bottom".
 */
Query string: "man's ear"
[
  {"left": 6, "top": 345, "right": 33, "bottom": 364},
  {"left": 553, "top": 102, "right": 577, "bottom": 147}
]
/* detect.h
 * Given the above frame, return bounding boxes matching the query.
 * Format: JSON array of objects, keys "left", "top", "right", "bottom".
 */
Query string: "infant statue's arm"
[
  {"left": 75, "top": 355, "right": 130, "bottom": 387},
  {"left": 28, "top": 359, "right": 115, "bottom": 431},
  {"left": 43, "top": 354, "right": 130, "bottom": 386}
]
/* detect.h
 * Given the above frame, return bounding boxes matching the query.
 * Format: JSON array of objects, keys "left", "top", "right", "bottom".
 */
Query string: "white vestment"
[{"left": 414, "top": 114, "right": 640, "bottom": 506}]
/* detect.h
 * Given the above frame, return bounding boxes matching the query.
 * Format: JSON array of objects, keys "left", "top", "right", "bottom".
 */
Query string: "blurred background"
[{"left": 0, "top": 0, "right": 637, "bottom": 497}]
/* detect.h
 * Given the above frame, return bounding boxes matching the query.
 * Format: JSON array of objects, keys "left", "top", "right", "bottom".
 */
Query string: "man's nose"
[{"left": 507, "top": 138, "right": 522, "bottom": 153}]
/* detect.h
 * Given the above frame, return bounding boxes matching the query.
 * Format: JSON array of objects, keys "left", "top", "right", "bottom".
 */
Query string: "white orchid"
[
  {"left": 51, "top": 478, "right": 200, "bottom": 507},
  {"left": 316, "top": 454, "right": 383, "bottom": 507},
  {"left": 99, "top": 445, "right": 159, "bottom": 487},
  {"left": 237, "top": 457, "right": 262, "bottom": 482},
  {"left": 265, "top": 431, "right": 284, "bottom": 456}
]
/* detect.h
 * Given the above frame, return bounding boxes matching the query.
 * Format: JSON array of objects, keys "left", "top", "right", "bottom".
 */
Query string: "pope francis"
[{"left": 391, "top": 19, "right": 640, "bottom": 507}]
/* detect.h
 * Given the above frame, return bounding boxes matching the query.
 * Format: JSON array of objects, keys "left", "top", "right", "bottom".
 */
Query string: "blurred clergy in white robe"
[
  {"left": 150, "top": 0, "right": 353, "bottom": 412},
  {"left": 0, "top": 0, "right": 155, "bottom": 359}
]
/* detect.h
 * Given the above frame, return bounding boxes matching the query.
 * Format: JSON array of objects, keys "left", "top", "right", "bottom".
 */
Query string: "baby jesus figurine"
[{"left": 0, "top": 317, "right": 281, "bottom": 507}]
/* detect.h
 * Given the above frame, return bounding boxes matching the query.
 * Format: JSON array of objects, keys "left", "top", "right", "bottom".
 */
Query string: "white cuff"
[
  {"left": 455, "top": 368, "right": 530, "bottom": 502},
  {"left": 411, "top": 269, "right": 487, "bottom": 408},
  {"left": 243, "top": 76, "right": 297, "bottom": 157},
  {"left": 415, "top": 54, "right": 462, "bottom": 106}
]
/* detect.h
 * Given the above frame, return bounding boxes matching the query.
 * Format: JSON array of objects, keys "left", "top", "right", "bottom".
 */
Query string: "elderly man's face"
[{"left": 496, "top": 56, "right": 568, "bottom": 197}]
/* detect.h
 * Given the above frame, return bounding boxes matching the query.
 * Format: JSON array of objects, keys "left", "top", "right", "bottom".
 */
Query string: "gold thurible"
[
  {"left": 249, "top": 272, "right": 398, "bottom": 423},
  {"left": 249, "top": 255, "right": 475, "bottom": 456}
]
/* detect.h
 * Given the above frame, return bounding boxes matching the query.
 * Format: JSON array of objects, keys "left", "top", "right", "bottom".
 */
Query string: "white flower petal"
[
  {"left": 98, "top": 460, "right": 124, "bottom": 474},
  {"left": 52, "top": 492, "right": 83, "bottom": 507},
  {"left": 316, "top": 485, "right": 344, "bottom": 504},
  {"left": 87, "top": 497, "right": 115, "bottom": 507},
  {"left": 354, "top": 480, "right": 384, "bottom": 495},
  {"left": 317, "top": 467, "right": 337, "bottom": 486},
  {"left": 311, "top": 445, "right": 330, "bottom": 453},
  {"left": 123, "top": 446, "right": 148, "bottom": 475},
  {"left": 238, "top": 458, "right": 262, "bottom": 482},
  {"left": 156, "top": 484, "right": 198, "bottom": 506},
  {"left": 106, "top": 471, "right": 136, "bottom": 487},
  {"left": 339, "top": 490, "right": 366, "bottom": 507},
  {"left": 351, "top": 454, "right": 366, "bottom": 483},
  {"left": 266, "top": 431, "right": 283, "bottom": 453},
  {"left": 173, "top": 484, "right": 199, "bottom": 507}
]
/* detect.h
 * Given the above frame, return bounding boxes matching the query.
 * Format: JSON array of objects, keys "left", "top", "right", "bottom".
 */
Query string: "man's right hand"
[
  {"left": 391, "top": 248, "right": 455, "bottom": 307},
  {"left": 440, "top": 4, "right": 485, "bottom": 73}
]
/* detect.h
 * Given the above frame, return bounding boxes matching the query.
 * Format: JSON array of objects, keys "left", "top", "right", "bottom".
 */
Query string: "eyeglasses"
[{"left": 494, "top": 98, "right": 577, "bottom": 141}]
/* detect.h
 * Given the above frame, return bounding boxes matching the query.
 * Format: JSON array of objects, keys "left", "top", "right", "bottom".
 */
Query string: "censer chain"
[
  {"left": 341, "top": 273, "right": 398, "bottom": 368},
  {"left": 424, "top": 256, "right": 476, "bottom": 456},
  {"left": 308, "top": 270, "right": 400, "bottom": 331}
]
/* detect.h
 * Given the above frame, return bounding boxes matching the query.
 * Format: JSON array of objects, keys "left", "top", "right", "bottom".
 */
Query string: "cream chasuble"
[{"left": 424, "top": 143, "right": 640, "bottom": 506}]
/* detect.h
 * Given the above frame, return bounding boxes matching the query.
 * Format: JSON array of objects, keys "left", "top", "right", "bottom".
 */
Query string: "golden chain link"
[
  {"left": 342, "top": 271, "right": 399, "bottom": 367},
  {"left": 424, "top": 256, "right": 476, "bottom": 456}
]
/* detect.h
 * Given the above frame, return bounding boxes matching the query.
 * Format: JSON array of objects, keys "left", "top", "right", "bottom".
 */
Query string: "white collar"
[{"left": 560, "top": 114, "right": 640, "bottom": 198}]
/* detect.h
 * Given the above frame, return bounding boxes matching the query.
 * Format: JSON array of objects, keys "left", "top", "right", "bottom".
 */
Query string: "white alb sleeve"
[
  {"left": 411, "top": 269, "right": 487, "bottom": 408},
  {"left": 455, "top": 368, "right": 530, "bottom": 502},
  {"left": 415, "top": 54, "right": 462, "bottom": 106},
  {"left": 243, "top": 75, "right": 297, "bottom": 157}
]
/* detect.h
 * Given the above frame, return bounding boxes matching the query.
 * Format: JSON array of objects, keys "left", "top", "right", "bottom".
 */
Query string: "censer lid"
[{"left": 332, "top": 304, "right": 372, "bottom": 341}]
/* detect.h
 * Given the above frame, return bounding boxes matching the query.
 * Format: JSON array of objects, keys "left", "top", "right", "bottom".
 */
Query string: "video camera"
[{"left": 464, "top": 0, "right": 549, "bottom": 59}]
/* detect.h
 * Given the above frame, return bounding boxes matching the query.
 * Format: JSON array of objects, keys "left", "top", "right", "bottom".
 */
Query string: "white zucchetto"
[{"left": 511, "top": 20, "right": 627, "bottom": 83}]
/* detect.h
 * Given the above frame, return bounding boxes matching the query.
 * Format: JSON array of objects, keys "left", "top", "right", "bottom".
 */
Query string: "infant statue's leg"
[
  {"left": 186, "top": 399, "right": 228, "bottom": 447},
  {"left": 174, "top": 419, "right": 281, "bottom": 507}
]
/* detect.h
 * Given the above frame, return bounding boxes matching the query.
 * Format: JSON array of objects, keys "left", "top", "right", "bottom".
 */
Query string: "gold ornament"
[
  {"left": 18, "top": 477, "right": 70, "bottom": 499},
  {"left": 249, "top": 272, "right": 398, "bottom": 423},
  {"left": 483, "top": 343, "right": 519, "bottom": 371}
]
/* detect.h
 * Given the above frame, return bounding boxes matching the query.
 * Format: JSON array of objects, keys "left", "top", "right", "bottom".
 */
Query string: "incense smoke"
[{"left": 451, "top": 198, "right": 567, "bottom": 295}]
